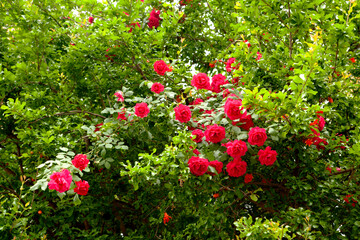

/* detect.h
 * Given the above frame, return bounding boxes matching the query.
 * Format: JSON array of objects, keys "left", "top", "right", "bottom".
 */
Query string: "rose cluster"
[{"left": 48, "top": 154, "right": 90, "bottom": 196}]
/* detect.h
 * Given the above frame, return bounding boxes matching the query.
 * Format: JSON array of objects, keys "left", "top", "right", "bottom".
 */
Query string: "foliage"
[{"left": 0, "top": 0, "right": 359, "bottom": 239}]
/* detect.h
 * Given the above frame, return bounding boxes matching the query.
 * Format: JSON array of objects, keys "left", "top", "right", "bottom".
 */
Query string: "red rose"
[
  {"left": 163, "top": 212, "right": 171, "bottom": 225},
  {"left": 232, "top": 113, "right": 254, "bottom": 131},
  {"left": 204, "top": 124, "right": 226, "bottom": 143},
  {"left": 180, "top": 0, "right": 192, "bottom": 5},
  {"left": 129, "top": 22, "right": 141, "bottom": 32},
  {"left": 191, "top": 73, "right": 211, "bottom": 90},
  {"left": 117, "top": 108, "right": 130, "bottom": 121},
  {"left": 72, "top": 154, "right": 90, "bottom": 171},
  {"left": 191, "top": 129, "right": 204, "bottom": 143},
  {"left": 150, "top": 10, "right": 161, "bottom": 20},
  {"left": 134, "top": 102, "right": 150, "bottom": 118},
  {"left": 350, "top": 57, "right": 356, "bottom": 63},
  {"left": 224, "top": 98, "right": 245, "bottom": 120},
  {"left": 258, "top": 146, "right": 277, "bottom": 166},
  {"left": 226, "top": 158, "right": 247, "bottom": 177},
  {"left": 154, "top": 60, "right": 170, "bottom": 75},
  {"left": 225, "top": 58, "right": 240, "bottom": 72},
  {"left": 312, "top": 137, "right": 328, "bottom": 150},
  {"left": 151, "top": 82, "right": 165, "bottom": 94},
  {"left": 248, "top": 127, "right": 267, "bottom": 146},
  {"left": 318, "top": 116, "right": 325, "bottom": 131},
  {"left": 74, "top": 180, "right": 90, "bottom": 196},
  {"left": 88, "top": 16, "right": 94, "bottom": 24},
  {"left": 48, "top": 169, "right": 72, "bottom": 193},
  {"left": 94, "top": 123, "right": 103, "bottom": 132},
  {"left": 148, "top": 16, "right": 160, "bottom": 29},
  {"left": 188, "top": 157, "right": 209, "bottom": 176},
  {"left": 207, "top": 160, "right": 223, "bottom": 176},
  {"left": 224, "top": 140, "right": 248, "bottom": 158},
  {"left": 174, "top": 104, "right": 192, "bottom": 123},
  {"left": 244, "top": 173, "right": 253, "bottom": 183},
  {"left": 213, "top": 193, "right": 220, "bottom": 198},
  {"left": 211, "top": 74, "right": 226, "bottom": 93}
]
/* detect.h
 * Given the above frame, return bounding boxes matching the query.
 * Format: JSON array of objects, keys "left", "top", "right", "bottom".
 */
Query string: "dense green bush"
[{"left": 1, "top": 0, "right": 359, "bottom": 239}]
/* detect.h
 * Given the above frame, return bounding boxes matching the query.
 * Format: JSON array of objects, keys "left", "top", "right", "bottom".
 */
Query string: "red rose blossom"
[
  {"left": 226, "top": 158, "right": 247, "bottom": 177},
  {"left": 204, "top": 124, "right": 226, "bottom": 143},
  {"left": 163, "top": 212, "right": 172, "bottom": 225},
  {"left": 232, "top": 113, "right": 254, "bottom": 131},
  {"left": 224, "top": 98, "right": 245, "bottom": 120},
  {"left": 72, "top": 154, "right": 90, "bottom": 171},
  {"left": 188, "top": 156, "right": 209, "bottom": 176},
  {"left": 154, "top": 60, "right": 170, "bottom": 75},
  {"left": 117, "top": 108, "right": 130, "bottom": 121},
  {"left": 258, "top": 146, "right": 277, "bottom": 166},
  {"left": 48, "top": 169, "right": 72, "bottom": 193},
  {"left": 174, "top": 104, "right": 192, "bottom": 123},
  {"left": 150, "top": 10, "right": 161, "bottom": 20},
  {"left": 207, "top": 160, "right": 223, "bottom": 176},
  {"left": 225, "top": 58, "right": 240, "bottom": 72},
  {"left": 151, "top": 82, "right": 165, "bottom": 94},
  {"left": 191, "top": 129, "right": 204, "bottom": 143},
  {"left": 244, "top": 173, "right": 253, "bottom": 183},
  {"left": 88, "top": 16, "right": 94, "bottom": 24},
  {"left": 74, "top": 180, "right": 90, "bottom": 195},
  {"left": 94, "top": 123, "right": 103, "bottom": 132},
  {"left": 211, "top": 74, "right": 227, "bottom": 93},
  {"left": 224, "top": 140, "right": 248, "bottom": 158},
  {"left": 148, "top": 16, "right": 160, "bottom": 29},
  {"left": 134, "top": 102, "right": 150, "bottom": 118},
  {"left": 191, "top": 73, "right": 211, "bottom": 90},
  {"left": 248, "top": 127, "right": 267, "bottom": 146}
]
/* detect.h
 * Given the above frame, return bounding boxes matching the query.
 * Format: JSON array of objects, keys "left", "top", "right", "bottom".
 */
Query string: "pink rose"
[
  {"left": 134, "top": 102, "right": 150, "bottom": 118},
  {"left": 188, "top": 157, "right": 209, "bottom": 176},
  {"left": 74, "top": 180, "right": 90, "bottom": 196},
  {"left": 248, "top": 127, "right": 267, "bottom": 146},
  {"left": 88, "top": 16, "right": 94, "bottom": 24},
  {"left": 151, "top": 82, "right": 165, "bottom": 94},
  {"left": 191, "top": 129, "right": 204, "bottom": 143},
  {"left": 72, "top": 154, "right": 90, "bottom": 171},
  {"left": 244, "top": 173, "right": 253, "bottom": 183},
  {"left": 191, "top": 73, "right": 211, "bottom": 90},
  {"left": 226, "top": 158, "right": 247, "bottom": 177},
  {"left": 154, "top": 60, "right": 170, "bottom": 75},
  {"left": 211, "top": 74, "right": 226, "bottom": 93},
  {"left": 207, "top": 160, "right": 223, "bottom": 176},
  {"left": 204, "top": 124, "right": 226, "bottom": 143},
  {"left": 258, "top": 146, "right": 277, "bottom": 166},
  {"left": 224, "top": 98, "right": 245, "bottom": 120},
  {"left": 114, "top": 91, "right": 124, "bottom": 102},
  {"left": 174, "top": 104, "right": 192, "bottom": 123},
  {"left": 48, "top": 169, "right": 72, "bottom": 193},
  {"left": 224, "top": 140, "right": 248, "bottom": 158}
]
